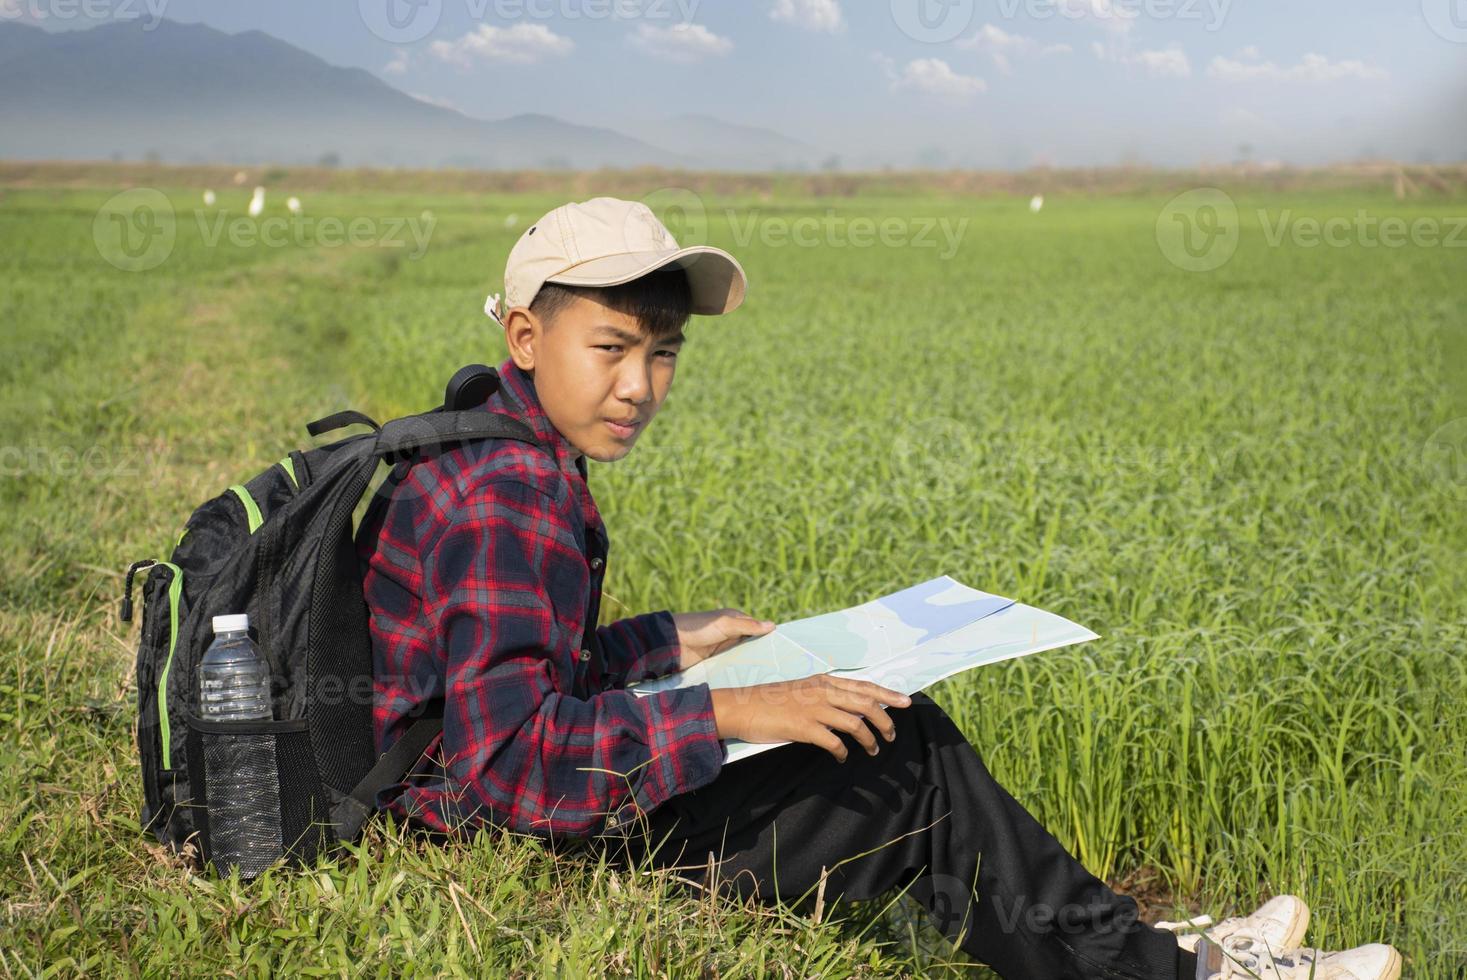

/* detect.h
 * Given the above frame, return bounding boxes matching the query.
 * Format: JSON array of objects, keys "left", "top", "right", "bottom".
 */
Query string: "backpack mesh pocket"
[{"left": 186, "top": 717, "right": 331, "bottom": 878}]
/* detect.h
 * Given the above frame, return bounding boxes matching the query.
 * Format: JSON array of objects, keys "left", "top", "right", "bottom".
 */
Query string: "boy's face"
[{"left": 506, "top": 294, "right": 685, "bottom": 463}]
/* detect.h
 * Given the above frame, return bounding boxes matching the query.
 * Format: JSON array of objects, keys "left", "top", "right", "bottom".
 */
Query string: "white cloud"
[
  {"left": 409, "top": 92, "right": 462, "bottom": 112},
  {"left": 769, "top": 0, "right": 844, "bottom": 33},
  {"left": 1128, "top": 46, "right": 1191, "bottom": 77},
  {"left": 957, "top": 24, "right": 1071, "bottom": 74},
  {"left": 1207, "top": 50, "right": 1387, "bottom": 82},
  {"left": 1090, "top": 38, "right": 1192, "bottom": 77},
  {"left": 384, "top": 50, "right": 411, "bottom": 76},
  {"left": 888, "top": 57, "right": 987, "bottom": 99},
  {"left": 956, "top": 24, "right": 1031, "bottom": 75},
  {"left": 629, "top": 23, "right": 734, "bottom": 63},
  {"left": 430, "top": 24, "right": 574, "bottom": 67}
]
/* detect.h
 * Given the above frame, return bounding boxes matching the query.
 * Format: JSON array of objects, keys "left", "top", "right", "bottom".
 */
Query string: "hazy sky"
[{"left": 9, "top": 0, "right": 1465, "bottom": 168}]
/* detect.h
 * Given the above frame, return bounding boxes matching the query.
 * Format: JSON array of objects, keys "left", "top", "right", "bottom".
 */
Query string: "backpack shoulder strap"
[
  {"left": 330, "top": 716, "right": 444, "bottom": 842},
  {"left": 375, "top": 409, "right": 539, "bottom": 461}
]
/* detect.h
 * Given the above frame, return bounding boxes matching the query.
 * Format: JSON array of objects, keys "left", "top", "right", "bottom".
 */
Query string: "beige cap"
[{"left": 485, "top": 196, "right": 747, "bottom": 326}]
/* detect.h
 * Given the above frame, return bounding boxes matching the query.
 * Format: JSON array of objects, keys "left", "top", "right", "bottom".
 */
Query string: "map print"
[{"left": 628, "top": 576, "right": 1099, "bottom": 764}]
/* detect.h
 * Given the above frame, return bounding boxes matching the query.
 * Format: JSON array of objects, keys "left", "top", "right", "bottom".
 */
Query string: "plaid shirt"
[{"left": 356, "top": 359, "right": 724, "bottom": 838}]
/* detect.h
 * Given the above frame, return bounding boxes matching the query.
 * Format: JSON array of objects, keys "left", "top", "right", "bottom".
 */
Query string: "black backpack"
[{"left": 123, "top": 365, "right": 538, "bottom": 876}]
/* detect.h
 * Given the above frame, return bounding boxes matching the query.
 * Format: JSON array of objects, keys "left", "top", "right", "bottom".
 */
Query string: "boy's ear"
[{"left": 503, "top": 307, "right": 539, "bottom": 372}]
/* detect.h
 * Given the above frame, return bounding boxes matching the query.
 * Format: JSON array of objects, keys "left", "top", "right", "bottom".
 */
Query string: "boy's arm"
[
  {"left": 596, "top": 611, "right": 682, "bottom": 689},
  {"left": 406, "top": 477, "right": 724, "bottom": 838}
]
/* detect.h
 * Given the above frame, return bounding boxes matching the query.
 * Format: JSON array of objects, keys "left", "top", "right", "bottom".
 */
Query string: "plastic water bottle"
[
  {"left": 198, "top": 613, "right": 281, "bottom": 878},
  {"left": 199, "top": 614, "right": 272, "bottom": 722}
]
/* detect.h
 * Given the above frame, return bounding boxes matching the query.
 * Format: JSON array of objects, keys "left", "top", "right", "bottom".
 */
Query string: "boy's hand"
[
  {"left": 672, "top": 608, "right": 776, "bottom": 671},
  {"left": 709, "top": 677, "right": 913, "bottom": 762}
]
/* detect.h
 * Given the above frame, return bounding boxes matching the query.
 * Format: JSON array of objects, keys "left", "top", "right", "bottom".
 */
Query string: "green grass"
[{"left": 1, "top": 178, "right": 1463, "bottom": 977}]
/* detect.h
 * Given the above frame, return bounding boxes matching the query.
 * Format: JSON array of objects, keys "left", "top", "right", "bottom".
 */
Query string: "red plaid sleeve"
[
  {"left": 376, "top": 465, "right": 724, "bottom": 838},
  {"left": 595, "top": 612, "right": 684, "bottom": 690}
]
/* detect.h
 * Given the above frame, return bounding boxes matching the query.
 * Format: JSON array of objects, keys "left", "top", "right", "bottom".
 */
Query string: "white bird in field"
[
  {"left": 504, "top": 213, "right": 518, "bottom": 228},
  {"left": 248, "top": 187, "right": 266, "bottom": 217},
  {"left": 286, "top": 196, "right": 302, "bottom": 214},
  {"left": 202, "top": 189, "right": 216, "bottom": 207},
  {"left": 1029, "top": 195, "right": 1045, "bottom": 213}
]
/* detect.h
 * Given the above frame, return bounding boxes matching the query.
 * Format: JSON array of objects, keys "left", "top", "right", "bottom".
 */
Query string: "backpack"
[{"left": 123, "top": 365, "right": 539, "bottom": 877}]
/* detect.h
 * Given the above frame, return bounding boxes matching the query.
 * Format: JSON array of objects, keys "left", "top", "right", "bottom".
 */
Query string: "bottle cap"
[{"left": 212, "top": 613, "right": 250, "bottom": 634}]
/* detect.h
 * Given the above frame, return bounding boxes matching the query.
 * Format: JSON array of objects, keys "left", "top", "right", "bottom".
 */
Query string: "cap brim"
[{"left": 545, "top": 246, "right": 746, "bottom": 316}]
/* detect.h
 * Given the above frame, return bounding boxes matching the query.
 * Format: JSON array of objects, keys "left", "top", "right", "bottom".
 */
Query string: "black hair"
[{"left": 529, "top": 265, "right": 693, "bottom": 340}]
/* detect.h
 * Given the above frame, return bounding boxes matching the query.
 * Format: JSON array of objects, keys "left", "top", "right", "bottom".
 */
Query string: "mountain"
[
  {"left": 627, "top": 113, "right": 828, "bottom": 171},
  {"left": 0, "top": 19, "right": 692, "bottom": 170}
]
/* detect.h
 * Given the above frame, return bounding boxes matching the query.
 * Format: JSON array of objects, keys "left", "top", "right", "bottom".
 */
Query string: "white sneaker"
[
  {"left": 1160, "top": 895, "right": 1311, "bottom": 955},
  {"left": 1194, "top": 939, "right": 1404, "bottom": 980}
]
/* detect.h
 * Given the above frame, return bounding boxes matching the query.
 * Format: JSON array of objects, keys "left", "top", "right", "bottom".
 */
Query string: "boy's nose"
[{"left": 615, "top": 363, "right": 654, "bottom": 404}]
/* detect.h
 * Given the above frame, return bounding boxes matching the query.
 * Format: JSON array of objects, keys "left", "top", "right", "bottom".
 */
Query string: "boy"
[{"left": 356, "top": 197, "right": 1402, "bottom": 980}]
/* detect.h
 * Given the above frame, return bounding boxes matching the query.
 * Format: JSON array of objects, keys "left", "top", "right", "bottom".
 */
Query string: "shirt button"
[
  {"left": 579, "top": 648, "right": 592, "bottom": 662},
  {"left": 589, "top": 557, "right": 604, "bottom": 571}
]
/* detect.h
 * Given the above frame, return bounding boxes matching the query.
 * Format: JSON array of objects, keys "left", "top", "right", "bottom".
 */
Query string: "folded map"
[{"left": 628, "top": 576, "right": 1100, "bottom": 764}]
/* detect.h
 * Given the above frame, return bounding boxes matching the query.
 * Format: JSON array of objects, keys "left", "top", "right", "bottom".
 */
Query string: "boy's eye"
[
  {"left": 656, "top": 350, "right": 679, "bottom": 359},
  {"left": 595, "top": 344, "right": 622, "bottom": 353}
]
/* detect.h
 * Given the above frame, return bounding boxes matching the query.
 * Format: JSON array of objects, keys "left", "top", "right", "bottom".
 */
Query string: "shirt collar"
[{"left": 490, "top": 358, "right": 601, "bottom": 525}]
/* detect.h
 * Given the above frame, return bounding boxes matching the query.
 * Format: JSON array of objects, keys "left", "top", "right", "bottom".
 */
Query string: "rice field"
[{"left": 0, "top": 169, "right": 1463, "bottom": 976}]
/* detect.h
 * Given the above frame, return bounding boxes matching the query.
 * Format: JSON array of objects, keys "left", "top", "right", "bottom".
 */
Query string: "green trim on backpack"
[
  {"left": 229, "top": 485, "right": 263, "bottom": 533},
  {"left": 154, "top": 561, "right": 183, "bottom": 769},
  {"left": 279, "top": 455, "right": 298, "bottom": 489}
]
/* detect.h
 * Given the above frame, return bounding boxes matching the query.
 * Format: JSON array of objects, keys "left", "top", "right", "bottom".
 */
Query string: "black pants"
[{"left": 589, "top": 693, "right": 1196, "bottom": 980}]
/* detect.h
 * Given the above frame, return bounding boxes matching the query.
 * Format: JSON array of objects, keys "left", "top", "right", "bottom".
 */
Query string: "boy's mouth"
[{"left": 604, "top": 417, "right": 642, "bottom": 439}]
